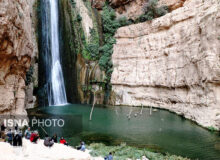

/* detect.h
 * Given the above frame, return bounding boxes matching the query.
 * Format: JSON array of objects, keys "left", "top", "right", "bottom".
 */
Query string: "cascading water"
[{"left": 41, "top": 0, "right": 67, "bottom": 106}]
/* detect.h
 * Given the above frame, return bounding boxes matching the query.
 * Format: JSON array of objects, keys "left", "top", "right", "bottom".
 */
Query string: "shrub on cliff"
[
  {"left": 98, "top": 5, "right": 134, "bottom": 88},
  {"left": 79, "top": 30, "right": 97, "bottom": 60},
  {"left": 101, "top": 5, "right": 120, "bottom": 36},
  {"left": 118, "top": 16, "right": 133, "bottom": 26},
  {"left": 85, "top": 1, "right": 168, "bottom": 90},
  {"left": 137, "top": 0, "right": 169, "bottom": 22},
  {"left": 87, "top": 43, "right": 99, "bottom": 59},
  {"left": 85, "top": 28, "right": 100, "bottom": 60},
  {"left": 98, "top": 5, "right": 123, "bottom": 86}
]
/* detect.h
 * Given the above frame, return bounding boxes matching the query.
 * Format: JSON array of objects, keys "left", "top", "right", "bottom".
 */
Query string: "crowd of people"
[
  {"left": 0, "top": 123, "right": 23, "bottom": 146},
  {"left": 23, "top": 127, "right": 70, "bottom": 147},
  {"left": 0, "top": 123, "right": 114, "bottom": 159},
  {"left": 0, "top": 123, "right": 85, "bottom": 149}
]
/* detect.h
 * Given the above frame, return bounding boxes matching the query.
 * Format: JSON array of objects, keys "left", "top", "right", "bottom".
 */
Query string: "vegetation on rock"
[
  {"left": 98, "top": 5, "right": 131, "bottom": 89},
  {"left": 97, "top": 1, "right": 168, "bottom": 90},
  {"left": 136, "top": 0, "right": 169, "bottom": 23},
  {"left": 88, "top": 143, "right": 190, "bottom": 160},
  {"left": 207, "top": 126, "right": 218, "bottom": 132},
  {"left": 48, "top": 0, "right": 169, "bottom": 102},
  {"left": 86, "top": 28, "right": 100, "bottom": 60},
  {"left": 69, "top": 3, "right": 132, "bottom": 91}
]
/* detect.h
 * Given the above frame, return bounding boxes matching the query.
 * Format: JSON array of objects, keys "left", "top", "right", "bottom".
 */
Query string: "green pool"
[{"left": 28, "top": 104, "right": 220, "bottom": 160}]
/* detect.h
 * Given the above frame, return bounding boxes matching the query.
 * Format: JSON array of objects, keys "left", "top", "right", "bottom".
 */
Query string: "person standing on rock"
[
  {"left": 13, "top": 129, "right": 19, "bottom": 146},
  {"left": 13, "top": 129, "right": 22, "bottom": 146},
  {"left": 25, "top": 127, "right": 31, "bottom": 139},
  {"left": 17, "top": 129, "right": 23, "bottom": 146},
  {"left": 52, "top": 134, "right": 58, "bottom": 143},
  {"left": 6, "top": 129, "right": 13, "bottom": 145},
  {"left": 14, "top": 124, "right": 18, "bottom": 131},
  {"left": 0, "top": 122, "right": 6, "bottom": 139}
]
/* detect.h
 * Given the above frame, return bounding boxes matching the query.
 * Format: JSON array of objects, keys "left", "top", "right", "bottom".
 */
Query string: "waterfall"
[{"left": 41, "top": 0, "right": 67, "bottom": 106}]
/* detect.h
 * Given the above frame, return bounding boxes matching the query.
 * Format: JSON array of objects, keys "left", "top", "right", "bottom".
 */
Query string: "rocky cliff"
[
  {"left": 111, "top": 0, "right": 220, "bottom": 129},
  {"left": 0, "top": 0, "right": 36, "bottom": 115},
  {"left": 92, "top": 0, "right": 148, "bottom": 19},
  {"left": 56, "top": 0, "right": 106, "bottom": 104},
  {"left": 93, "top": 0, "right": 185, "bottom": 19}
]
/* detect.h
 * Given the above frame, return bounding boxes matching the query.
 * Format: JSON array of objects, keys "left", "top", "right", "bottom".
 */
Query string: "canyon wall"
[
  {"left": 111, "top": 0, "right": 220, "bottom": 129},
  {"left": 58, "top": 0, "right": 106, "bottom": 104},
  {"left": 93, "top": 0, "right": 185, "bottom": 19},
  {"left": 92, "top": 0, "right": 147, "bottom": 19},
  {"left": 0, "top": 0, "right": 36, "bottom": 115}
]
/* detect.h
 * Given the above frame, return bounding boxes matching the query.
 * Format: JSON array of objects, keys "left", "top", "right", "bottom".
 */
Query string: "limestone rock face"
[
  {"left": 76, "top": 54, "right": 106, "bottom": 104},
  {"left": 0, "top": 0, "right": 34, "bottom": 115},
  {"left": 114, "top": 0, "right": 145, "bottom": 19},
  {"left": 109, "top": 0, "right": 133, "bottom": 8},
  {"left": 92, "top": 0, "right": 143, "bottom": 19},
  {"left": 111, "top": 0, "right": 220, "bottom": 129},
  {"left": 159, "top": 0, "right": 186, "bottom": 11},
  {"left": 114, "top": 0, "right": 186, "bottom": 19},
  {"left": 92, "top": 0, "right": 145, "bottom": 19},
  {"left": 92, "top": 0, "right": 185, "bottom": 20},
  {"left": 75, "top": 0, "right": 94, "bottom": 40}
]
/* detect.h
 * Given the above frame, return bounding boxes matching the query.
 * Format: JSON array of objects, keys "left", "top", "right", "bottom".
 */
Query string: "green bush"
[
  {"left": 88, "top": 143, "right": 190, "bottom": 160},
  {"left": 118, "top": 16, "right": 132, "bottom": 26},
  {"left": 101, "top": 5, "right": 120, "bottom": 35},
  {"left": 87, "top": 43, "right": 100, "bottom": 59},
  {"left": 86, "top": 28, "right": 100, "bottom": 60},
  {"left": 96, "top": 4, "right": 146, "bottom": 89},
  {"left": 97, "top": 5, "right": 124, "bottom": 88},
  {"left": 82, "top": 47, "right": 91, "bottom": 60},
  {"left": 207, "top": 126, "right": 218, "bottom": 132},
  {"left": 137, "top": 0, "right": 168, "bottom": 23},
  {"left": 156, "top": 6, "right": 169, "bottom": 17},
  {"left": 70, "top": 1, "right": 168, "bottom": 91},
  {"left": 97, "top": 2, "right": 169, "bottom": 90}
]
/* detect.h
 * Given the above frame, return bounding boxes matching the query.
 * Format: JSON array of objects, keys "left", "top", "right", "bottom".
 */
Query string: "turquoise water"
[{"left": 28, "top": 104, "right": 220, "bottom": 160}]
